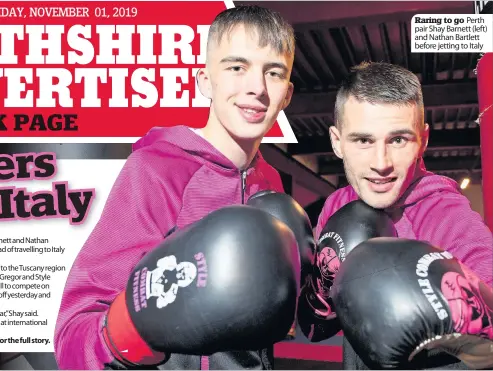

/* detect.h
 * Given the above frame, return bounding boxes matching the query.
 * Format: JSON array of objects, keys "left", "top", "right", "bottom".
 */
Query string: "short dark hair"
[
  {"left": 207, "top": 5, "right": 295, "bottom": 57},
  {"left": 334, "top": 62, "right": 424, "bottom": 129}
]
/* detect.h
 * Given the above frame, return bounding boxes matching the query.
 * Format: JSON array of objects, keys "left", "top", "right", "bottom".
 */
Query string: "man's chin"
[
  {"left": 358, "top": 191, "right": 399, "bottom": 209},
  {"left": 230, "top": 123, "right": 271, "bottom": 142}
]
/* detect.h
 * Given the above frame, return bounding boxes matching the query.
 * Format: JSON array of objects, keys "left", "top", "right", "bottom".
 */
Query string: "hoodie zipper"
[
  {"left": 200, "top": 174, "right": 247, "bottom": 370},
  {"left": 200, "top": 171, "right": 247, "bottom": 370},
  {"left": 241, "top": 170, "right": 247, "bottom": 204}
]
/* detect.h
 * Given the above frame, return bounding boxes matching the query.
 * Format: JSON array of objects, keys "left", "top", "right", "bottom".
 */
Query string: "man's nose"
[
  {"left": 370, "top": 143, "right": 393, "bottom": 173},
  {"left": 245, "top": 71, "right": 267, "bottom": 97}
]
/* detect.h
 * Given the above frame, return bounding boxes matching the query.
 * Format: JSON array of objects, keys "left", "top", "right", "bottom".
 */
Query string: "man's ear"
[
  {"left": 282, "top": 82, "right": 294, "bottom": 110},
  {"left": 329, "top": 124, "right": 343, "bottom": 159},
  {"left": 419, "top": 123, "right": 430, "bottom": 157},
  {"left": 196, "top": 68, "right": 212, "bottom": 99}
]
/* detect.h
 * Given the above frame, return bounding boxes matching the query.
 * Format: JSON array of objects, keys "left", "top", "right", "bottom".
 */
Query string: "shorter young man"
[{"left": 304, "top": 61, "right": 492, "bottom": 370}]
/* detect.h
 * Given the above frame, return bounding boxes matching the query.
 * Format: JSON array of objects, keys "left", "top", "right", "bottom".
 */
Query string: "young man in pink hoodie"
[
  {"left": 315, "top": 61, "right": 492, "bottom": 369},
  {"left": 54, "top": 6, "right": 295, "bottom": 370}
]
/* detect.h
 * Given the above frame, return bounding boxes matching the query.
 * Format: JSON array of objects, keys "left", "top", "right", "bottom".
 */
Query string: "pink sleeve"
[
  {"left": 412, "top": 193, "right": 493, "bottom": 286},
  {"left": 54, "top": 151, "right": 181, "bottom": 369}
]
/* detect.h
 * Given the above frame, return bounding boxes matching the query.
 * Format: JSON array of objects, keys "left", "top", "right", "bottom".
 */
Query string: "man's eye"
[
  {"left": 358, "top": 138, "right": 369, "bottom": 144},
  {"left": 391, "top": 137, "right": 408, "bottom": 146},
  {"left": 228, "top": 66, "right": 242, "bottom": 72}
]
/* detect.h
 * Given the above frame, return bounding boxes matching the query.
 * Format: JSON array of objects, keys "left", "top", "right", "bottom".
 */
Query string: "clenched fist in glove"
[
  {"left": 103, "top": 205, "right": 300, "bottom": 367},
  {"left": 298, "top": 200, "right": 397, "bottom": 341},
  {"left": 247, "top": 190, "right": 315, "bottom": 287},
  {"left": 247, "top": 190, "right": 316, "bottom": 339},
  {"left": 331, "top": 238, "right": 493, "bottom": 369}
]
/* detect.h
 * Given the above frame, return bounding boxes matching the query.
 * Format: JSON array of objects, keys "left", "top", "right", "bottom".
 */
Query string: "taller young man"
[{"left": 54, "top": 6, "right": 296, "bottom": 370}]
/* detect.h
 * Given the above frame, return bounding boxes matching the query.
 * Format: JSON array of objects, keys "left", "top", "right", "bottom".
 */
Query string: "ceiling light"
[{"left": 460, "top": 177, "right": 470, "bottom": 190}]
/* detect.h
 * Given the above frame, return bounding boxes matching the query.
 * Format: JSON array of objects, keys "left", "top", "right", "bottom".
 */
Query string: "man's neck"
[{"left": 201, "top": 122, "right": 260, "bottom": 170}]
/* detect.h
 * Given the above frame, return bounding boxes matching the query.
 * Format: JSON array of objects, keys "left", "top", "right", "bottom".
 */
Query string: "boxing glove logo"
[
  {"left": 315, "top": 231, "right": 345, "bottom": 298},
  {"left": 442, "top": 265, "right": 493, "bottom": 339},
  {"left": 146, "top": 255, "right": 197, "bottom": 309},
  {"left": 316, "top": 247, "right": 340, "bottom": 297}
]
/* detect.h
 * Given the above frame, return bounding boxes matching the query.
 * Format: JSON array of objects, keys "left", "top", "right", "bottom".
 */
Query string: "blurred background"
[{"left": 244, "top": 0, "right": 486, "bottom": 230}]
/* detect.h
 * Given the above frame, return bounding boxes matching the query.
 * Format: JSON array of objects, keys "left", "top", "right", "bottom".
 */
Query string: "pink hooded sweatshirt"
[
  {"left": 316, "top": 158, "right": 493, "bottom": 286},
  {"left": 54, "top": 126, "right": 284, "bottom": 370}
]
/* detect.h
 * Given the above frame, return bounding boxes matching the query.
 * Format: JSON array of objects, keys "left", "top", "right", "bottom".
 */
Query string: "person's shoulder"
[
  {"left": 403, "top": 173, "right": 492, "bottom": 284},
  {"left": 404, "top": 172, "right": 481, "bottom": 228},
  {"left": 419, "top": 172, "right": 462, "bottom": 193},
  {"left": 409, "top": 172, "right": 466, "bottom": 208},
  {"left": 126, "top": 141, "right": 204, "bottom": 184}
]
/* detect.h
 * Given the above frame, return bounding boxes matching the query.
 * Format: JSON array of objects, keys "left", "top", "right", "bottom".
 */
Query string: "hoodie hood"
[
  {"left": 392, "top": 157, "right": 463, "bottom": 209},
  {"left": 132, "top": 125, "right": 262, "bottom": 170}
]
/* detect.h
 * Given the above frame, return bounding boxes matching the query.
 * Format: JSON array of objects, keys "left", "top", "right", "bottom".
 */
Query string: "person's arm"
[
  {"left": 411, "top": 192, "right": 493, "bottom": 285},
  {"left": 54, "top": 151, "right": 181, "bottom": 369}
]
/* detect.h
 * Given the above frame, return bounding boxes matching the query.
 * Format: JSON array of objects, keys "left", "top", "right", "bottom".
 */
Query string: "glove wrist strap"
[
  {"left": 103, "top": 291, "right": 166, "bottom": 366},
  {"left": 304, "top": 278, "right": 336, "bottom": 320}
]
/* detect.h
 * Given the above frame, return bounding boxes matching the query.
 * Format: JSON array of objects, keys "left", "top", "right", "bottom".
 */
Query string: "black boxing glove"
[
  {"left": 103, "top": 205, "right": 300, "bottom": 367},
  {"left": 247, "top": 190, "right": 315, "bottom": 286},
  {"left": 298, "top": 200, "right": 397, "bottom": 341},
  {"left": 331, "top": 237, "right": 493, "bottom": 370},
  {"left": 247, "top": 190, "right": 315, "bottom": 340}
]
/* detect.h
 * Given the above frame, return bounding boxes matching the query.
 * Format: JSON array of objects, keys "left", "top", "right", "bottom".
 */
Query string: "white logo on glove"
[{"left": 145, "top": 255, "right": 198, "bottom": 308}]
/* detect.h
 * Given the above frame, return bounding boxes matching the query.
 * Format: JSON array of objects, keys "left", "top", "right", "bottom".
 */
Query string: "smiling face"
[
  {"left": 197, "top": 24, "right": 294, "bottom": 143},
  {"left": 330, "top": 96, "right": 429, "bottom": 209}
]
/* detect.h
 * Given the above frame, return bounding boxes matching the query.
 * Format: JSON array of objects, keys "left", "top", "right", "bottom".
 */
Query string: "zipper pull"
[
  {"left": 241, "top": 170, "right": 247, "bottom": 193},
  {"left": 241, "top": 170, "right": 247, "bottom": 204}
]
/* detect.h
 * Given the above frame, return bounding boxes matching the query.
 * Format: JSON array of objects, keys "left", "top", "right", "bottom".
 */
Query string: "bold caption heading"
[{"left": 0, "top": 152, "right": 95, "bottom": 224}]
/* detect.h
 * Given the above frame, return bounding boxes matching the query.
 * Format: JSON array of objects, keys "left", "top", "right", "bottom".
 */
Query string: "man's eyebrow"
[
  {"left": 346, "top": 132, "right": 375, "bottom": 140},
  {"left": 388, "top": 129, "right": 417, "bottom": 137},
  {"left": 219, "top": 58, "right": 288, "bottom": 73},
  {"left": 220, "top": 56, "right": 250, "bottom": 64},
  {"left": 346, "top": 129, "right": 417, "bottom": 140},
  {"left": 265, "top": 62, "right": 288, "bottom": 73}
]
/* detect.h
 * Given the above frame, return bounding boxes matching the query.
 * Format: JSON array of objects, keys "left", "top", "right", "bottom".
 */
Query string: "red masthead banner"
[{"left": 0, "top": 1, "right": 297, "bottom": 143}]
